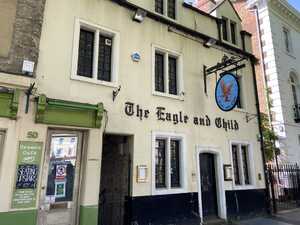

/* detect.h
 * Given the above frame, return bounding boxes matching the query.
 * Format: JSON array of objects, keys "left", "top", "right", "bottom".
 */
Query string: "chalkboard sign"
[
  {"left": 12, "top": 141, "right": 43, "bottom": 209},
  {"left": 16, "top": 164, "right": 38, "bottom": 189}
]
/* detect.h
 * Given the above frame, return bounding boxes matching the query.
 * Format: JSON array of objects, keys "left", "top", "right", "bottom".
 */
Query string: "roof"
[{"left": 209, "top": 0, "right": 242, "bottom": 21}]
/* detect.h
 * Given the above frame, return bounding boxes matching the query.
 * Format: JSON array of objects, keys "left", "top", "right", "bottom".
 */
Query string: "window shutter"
[
  {"left": 167, "top": 0, "right": 176, "bottom": 19},
  {"left": 77, "top": 29, "right": 94, "bottom": 78},
  {"left": 168, "top": 56, "right": 177, "bottom": 95},
  {"left": 170, "top": 139, "right": 180, "bottom": 188},
  {"left": 155, "top": 0, "right": 164, "bottom": 14},
  {"left": 98, "top": 35, "right": 112, "bottom": 82},
  {"left": 155, "top": 52, "right": 165, "bottom": 93}
]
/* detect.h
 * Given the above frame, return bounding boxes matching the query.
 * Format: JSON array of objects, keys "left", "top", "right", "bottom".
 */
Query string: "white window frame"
[
  {"left": 155, "top": 0, "right": 178, "bottom": 20},
  {"left": 283, "top": 26, "right": 293, "bottom": 54},
  {"left": 229, "top": 140, "right": 256, "bottom": 190},
  {"left": 151, "top": 131, "right": 187, "bottom": 195},
  {"left": 152, "top": 44, "right": 184, "bottom": 101},
  {"left": 230, "top": 21, "right": 237, "bottom": 45},
  {"left": 71, "top": 18, "right": 120, "bottom": 88}
]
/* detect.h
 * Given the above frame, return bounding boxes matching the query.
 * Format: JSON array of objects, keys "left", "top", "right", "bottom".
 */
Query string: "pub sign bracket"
[{"left": 203, "top": 55, "right": 247, "bottom": 94}]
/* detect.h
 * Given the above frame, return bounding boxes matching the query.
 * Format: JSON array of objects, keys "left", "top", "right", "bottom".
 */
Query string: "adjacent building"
[
  {"left": 233, "top": 0, "right": 300, "bottom": 164},
  {"left": 0, "top": 0, "right": 267, "bottom": 225}
]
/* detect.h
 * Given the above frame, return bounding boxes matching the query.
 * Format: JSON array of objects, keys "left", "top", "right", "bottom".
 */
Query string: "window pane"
[
  {"left": 155, "top": 52, "right": 165, "bottom": 93},
  {"left": 222, "top": 18, "right": 228, "bottom": 41},
  {"left": 168, "top": 56, "right": 177, "bottom": 95},
  {"left": 155, "top": 0, "right": 164, "bottom": 14},
  {"left": 292, "top": 84, "right": 298, "bottom": 106},
  {"left": 283, "top": 29, "right": 290, "bottom": 52},
  {"left": 77, "top": 29, "right": 94, "bottom": 78},
  {"left": 236, "top": 76, "right": 242, "bottom": 108},
  {"left": 46, "top": 135, "right": 78, "bottom": 202},
  {"left": 230, "top": 22, "right": 236, "bottom": 44},
  {"left": 232, "top": 145, "right": 241, "bottom": 185},
  {"left": 98, "top": 35, "right": 112, "bottom": 82},
  {"left": 241, "top": 145, "right": 250, "bottom": 185},
  {"left": 167, "top": 0, "right": 176, "bottom": 19},
  {"left": 155, "top": 139, "right": 166, "bottom": 188},
  {"left": 170, "top": 139, "right": 180, "bottom": 188}
]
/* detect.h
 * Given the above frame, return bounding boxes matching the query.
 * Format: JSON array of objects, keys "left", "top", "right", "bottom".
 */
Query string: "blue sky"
[{"left": 288, "top": 0, "right": 300, "bottom": 12}]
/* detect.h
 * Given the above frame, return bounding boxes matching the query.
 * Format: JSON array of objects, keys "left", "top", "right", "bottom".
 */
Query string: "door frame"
[
  {"left": 38, "top": 128, "right": 85, "bottom": 225},
  {"left": 195, "top": 145, "right": 227, "bottom": 223}
]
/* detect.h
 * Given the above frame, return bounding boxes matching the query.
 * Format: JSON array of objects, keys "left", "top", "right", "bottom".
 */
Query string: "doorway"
[
  {"left": 99, "top": 134, "right": 133, "bottom": 225},
  {"left": 196, "top": 147, "right": 227, "bottom": 223},
  {"left": 199, "top": 153, "right": 218, "bottom": 220},
  {"left": 38, "top": 130, "right": 84, "bottom": 225}
]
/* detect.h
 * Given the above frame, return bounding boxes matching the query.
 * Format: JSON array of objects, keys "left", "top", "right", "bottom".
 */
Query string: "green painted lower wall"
[
  {"left": 79, "top": 205, "right": 98, "bottom": 225},
  {"left": 0, "top": 210, "right": 37, "bottom": 225}
]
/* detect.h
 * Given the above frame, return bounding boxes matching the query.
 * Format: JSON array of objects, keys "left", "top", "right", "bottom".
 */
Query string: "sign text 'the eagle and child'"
[{"left": 124, "top": 102, "right": 239, "bottom": 132}]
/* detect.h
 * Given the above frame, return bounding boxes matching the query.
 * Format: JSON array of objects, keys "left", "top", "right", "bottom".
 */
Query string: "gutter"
[{"left": 111, "top": 0, "right": 256, "bottom": 60}]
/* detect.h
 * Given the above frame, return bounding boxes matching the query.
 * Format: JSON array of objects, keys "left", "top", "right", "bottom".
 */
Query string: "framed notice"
[
  {"left": 136, "top": 165, "right": 148, "bottom": 183},
  {"left": 223, "top": 164, "right": 233, "bottom": 181},
  {"left": 55, "top": 181, "right": 66, "bottom": 198},
  {"left": 12, "top": 141, "right": 43, "bottom": 209}
]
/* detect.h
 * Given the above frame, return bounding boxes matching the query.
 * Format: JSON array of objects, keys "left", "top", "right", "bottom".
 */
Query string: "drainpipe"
[{"left": 250, "top": 58, "right": 271, "bottom": 215}]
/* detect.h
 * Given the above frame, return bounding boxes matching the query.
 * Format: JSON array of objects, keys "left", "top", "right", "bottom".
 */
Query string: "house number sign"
[{"left": 124, "top": 102, "right": 239, "bottom": 132}]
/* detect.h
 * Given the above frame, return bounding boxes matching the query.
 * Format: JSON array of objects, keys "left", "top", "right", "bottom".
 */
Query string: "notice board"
[{"left": 11, "top": 141, "right": 43, "bottom": 208}]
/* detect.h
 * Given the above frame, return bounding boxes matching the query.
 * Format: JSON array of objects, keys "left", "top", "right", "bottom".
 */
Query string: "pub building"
[{"left": 0, "top": 0, "right": 267, "bottom": 225}]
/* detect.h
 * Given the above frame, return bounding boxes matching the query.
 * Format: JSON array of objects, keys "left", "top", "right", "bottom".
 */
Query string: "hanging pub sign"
[{"left": 215, "top": 73, "right": 239, "bottom": 112}]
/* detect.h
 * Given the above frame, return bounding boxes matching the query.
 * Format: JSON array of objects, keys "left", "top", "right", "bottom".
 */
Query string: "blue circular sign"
[{"left": 215, "top": 73, "right": 239, "bottom": 112}]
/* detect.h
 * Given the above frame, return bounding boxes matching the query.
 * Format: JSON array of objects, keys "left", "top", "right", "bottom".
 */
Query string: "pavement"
[{"left": 237, "top": 208, "right": 300, "bottom": 225}]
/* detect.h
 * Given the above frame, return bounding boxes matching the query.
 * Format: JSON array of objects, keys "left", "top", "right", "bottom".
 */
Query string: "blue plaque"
[{"left": 215, "top": 73, "right": 239, "bottom": 112}]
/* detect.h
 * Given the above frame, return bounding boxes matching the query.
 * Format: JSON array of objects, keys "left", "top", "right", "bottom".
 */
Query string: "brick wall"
[
  {"left": 0, "top": 0, "right": 46, "bottom": 77},
  {"left": 233, "top": 0, "right": 268, "bottom": 114}
]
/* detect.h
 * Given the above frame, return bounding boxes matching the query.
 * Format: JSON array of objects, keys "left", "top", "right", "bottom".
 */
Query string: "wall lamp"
[
  {"left": 203, "top": 38, "right": 217, "bottom": 48},
  {"left": 133, "top": 9, "right": 147, "bottom": 23}
]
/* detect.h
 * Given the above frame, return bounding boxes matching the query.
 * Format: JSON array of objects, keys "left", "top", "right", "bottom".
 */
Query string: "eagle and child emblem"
[{"left": 215, "top": 73, "right": 239, "bottom": 112}]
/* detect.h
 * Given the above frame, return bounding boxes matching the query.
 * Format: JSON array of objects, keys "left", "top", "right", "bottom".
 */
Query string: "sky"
[
  {"left": 288, "top": 0, "right": 300, "bottom": 12},
  {"left": 185, "top": 0, "right": 300, "bottom": 12}
]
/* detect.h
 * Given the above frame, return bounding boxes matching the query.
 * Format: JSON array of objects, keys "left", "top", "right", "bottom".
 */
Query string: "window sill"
[
  {"left": 152, "top": 187, "right": 187, "bottom": 195},
  {"left": 71, "top": 75, "right": 118, "bottom": 88},
  {"left": 152, "top": 91, "right": 184, "bottom": 101},
  {"left": 232, "top": 185, "right": 256, "bottom": 190}
]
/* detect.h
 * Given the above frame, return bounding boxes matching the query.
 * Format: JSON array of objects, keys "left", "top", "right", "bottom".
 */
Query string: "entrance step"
[{"left": 203, "top": 218, "right": 228, "bottom": 225}]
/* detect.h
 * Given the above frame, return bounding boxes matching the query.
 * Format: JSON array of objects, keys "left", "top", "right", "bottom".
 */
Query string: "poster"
[
  {"left": 55, "top": 181, "right": 66, "bottom": 198},
  {"left": 12, "top": 141, "right": 43, "bottom": 209}
]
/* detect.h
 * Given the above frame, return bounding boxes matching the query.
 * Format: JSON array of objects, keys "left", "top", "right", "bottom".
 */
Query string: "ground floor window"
[
  {"left": 231, "top": 142, "right": 253, "bottom": 187},
  {"left": 231, "top": 143, "right": 253, "bottom": 186},
  {"left": 152, "top": 132, "right": 186, "bottom": 194}
]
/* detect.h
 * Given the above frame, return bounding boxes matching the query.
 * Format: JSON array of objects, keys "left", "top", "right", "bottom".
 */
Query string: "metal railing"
[{"left": 268, "top": 164, "right": 300, "bottom": 213}]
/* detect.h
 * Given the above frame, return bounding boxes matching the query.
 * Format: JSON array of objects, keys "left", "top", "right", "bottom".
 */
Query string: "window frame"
[
  {"left": 152, "top": 44, "right": 184, "bottom": 101},
  {"left": 283, "top": 26, "right": 293, "bottom": 54},
  {"left": 230, "top": 21, "right": 237, "bottom": 45},
  {"left": 154, "top": 0, "right": 177, "bottom": 20},
  {"left": 71, "top": 18, "right": 120, "bottom": 88},
  {"left": 221, "top": 17, "right": 229, "bottom": 42},
  {"left": 152, "top": 131, "right": 187, "bottom": 195},
  {"left": 229, "top": 141, "right": 256, "bottom": 189}
]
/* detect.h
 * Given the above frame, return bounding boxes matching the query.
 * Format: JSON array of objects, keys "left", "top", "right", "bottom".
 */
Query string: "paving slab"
[{"left": 239, "top": 218, "right": 293, "bottom": 225}]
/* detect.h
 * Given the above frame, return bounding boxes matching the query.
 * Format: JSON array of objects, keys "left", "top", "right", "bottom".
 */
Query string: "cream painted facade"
[
  {"left": 247, "top": 0, "right": 300, "bottom": 164},
  {"left": 0, "top": 0, "right": 266, "bottom": 225}
]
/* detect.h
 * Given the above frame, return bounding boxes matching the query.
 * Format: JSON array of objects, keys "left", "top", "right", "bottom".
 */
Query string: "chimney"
[{"left": 195, "top": 0, "right": 217, "bottom": 13}]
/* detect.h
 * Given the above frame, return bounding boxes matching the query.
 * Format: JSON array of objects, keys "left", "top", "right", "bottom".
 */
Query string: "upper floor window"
[
  {"left": 152, "top": 132, "right": 186, "bottom": 195},
  {"left": 231, "top": 142, "right": 253, "bottom": 187},
  {"left": 290, "top": 73, "right": 299, "bottom": 106},
  {"left": 236, "top": 76, "right": 244, "bottom": 109},
  {"left": 72, "top": 19, "right": 120, "bottom": 87},
  {"left": 283, "top": 27, "right": 292, "bottom": 54},
  {"left": 155, "top": 0, "right": 176, "bottom": 19},
  {"left": 230, "top": 21, "right": 237, "bottom": 45},
  {"left": 153, "top": 46, "right": 183, "bottom": 99},
  {"left": 221, "top": 17, "right": 228, "bottom": 41}
]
